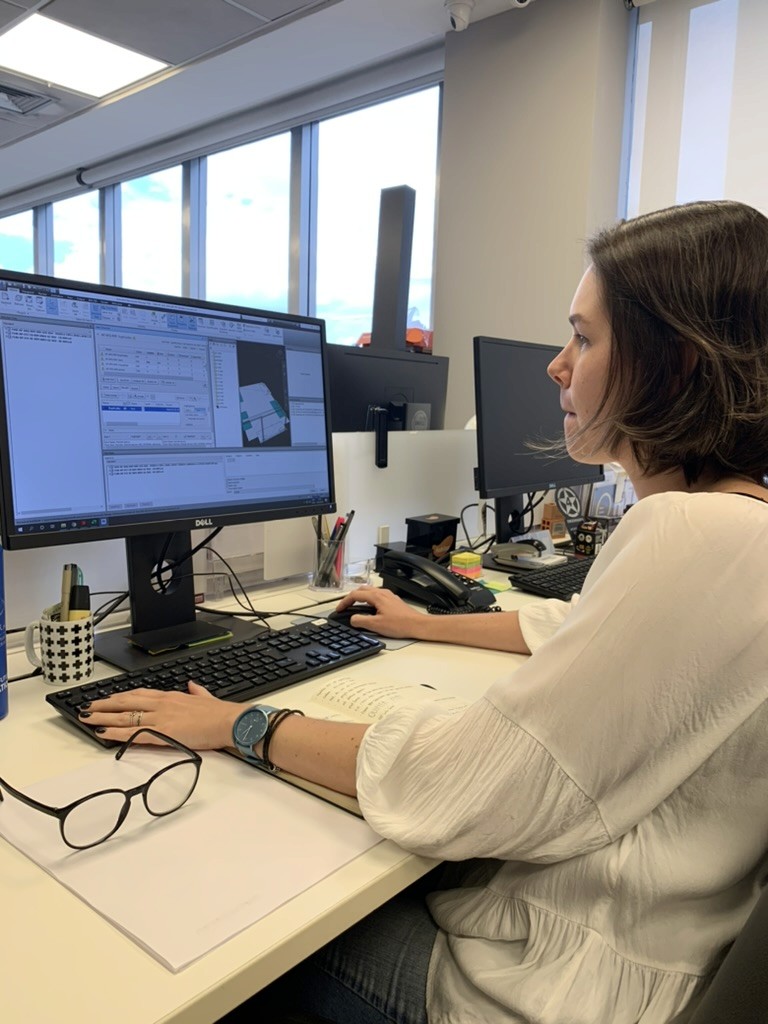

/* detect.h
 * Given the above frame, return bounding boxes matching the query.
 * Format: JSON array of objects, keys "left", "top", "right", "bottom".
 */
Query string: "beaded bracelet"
[{"left": 262, "top": 708, "right": 305, "bottom": 771}]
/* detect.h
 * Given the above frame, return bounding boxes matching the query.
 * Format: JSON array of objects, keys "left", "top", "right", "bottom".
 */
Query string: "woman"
[{"left": 83, "top": 200, "right": 768, "bottom": 1024}]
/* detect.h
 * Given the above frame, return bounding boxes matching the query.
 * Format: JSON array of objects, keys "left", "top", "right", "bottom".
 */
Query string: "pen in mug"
[
  {"left": 313, "top": 515, "right": 323, "bottom": 572},
  {"left": 319, "top": 510, "right": 354, "bottom": 585},
  {"left": 334, "top": 510, "right": 355, "bottom": 580},
  {"left": 318, "top": 516, "right": 344, "bottom": 584}
]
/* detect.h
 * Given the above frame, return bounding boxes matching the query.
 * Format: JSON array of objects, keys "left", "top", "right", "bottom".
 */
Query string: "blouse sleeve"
[
  {"left": 356, "top": 695, "right": 611, "bottom": 861},
  {"left": 517, "top": 595, "right": 578, "bottom": 651},
  {"left": 356, "top": 495, "right": 768, "bottom": 862}
]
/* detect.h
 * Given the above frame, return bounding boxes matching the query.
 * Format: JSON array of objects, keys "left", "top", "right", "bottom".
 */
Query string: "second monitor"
[
  {"left": 473, "top": 335, "right": 603, "bottom": 548},
  {"left": 325, "top": 344, "right": 449, "bottom": 467},
  {"left": 325, "top": 345, "right": 449, "bottom": 433}
]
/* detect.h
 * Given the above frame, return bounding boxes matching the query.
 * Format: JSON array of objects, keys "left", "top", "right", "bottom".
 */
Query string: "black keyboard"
[
  {"left": 509, "top": 557, "right": 594, "bottom": 601},
  {"left": 46, "top": 620, "right": 384, "bottom": 747}
]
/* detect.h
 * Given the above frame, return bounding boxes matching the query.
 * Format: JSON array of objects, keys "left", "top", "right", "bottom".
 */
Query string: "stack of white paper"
[{"left": 0, "top": 749, "right": 382, "bottom": 971}]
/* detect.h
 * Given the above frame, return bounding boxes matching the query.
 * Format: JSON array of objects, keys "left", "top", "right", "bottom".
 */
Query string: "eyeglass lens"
[
  {"left": 144, "top": 761, "right": 198, "bottom": 816},
  {"left": 63, "top": 790, "right": 129, "bottom": 848},
  {"left": 62, "top": 760, "right": 198, "bottom": 848}
]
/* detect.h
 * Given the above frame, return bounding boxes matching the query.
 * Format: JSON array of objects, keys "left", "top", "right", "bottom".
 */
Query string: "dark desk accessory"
[{"left": 405, "top": 513, "right": 460, "bottom": 561}]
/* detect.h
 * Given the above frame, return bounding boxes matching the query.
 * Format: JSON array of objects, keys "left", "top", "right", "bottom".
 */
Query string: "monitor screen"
[
  {"left": 325, "top": 345, "right": 449, "bottom": 432},
  {"left": 473, "top": 336, "right": 602, "bottom": 542},
  {"left": 0, "top": 270, "right": 336, "bottom": 666}
]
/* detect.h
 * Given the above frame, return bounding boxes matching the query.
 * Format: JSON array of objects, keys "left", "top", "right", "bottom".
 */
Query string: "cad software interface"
[{"left": 0, "top": 278, "right": 332, "bottom": 539}]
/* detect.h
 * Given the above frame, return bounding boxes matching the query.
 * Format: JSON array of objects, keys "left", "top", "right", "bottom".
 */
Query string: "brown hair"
[{"left": 584, "top": 200, "right": 768, "bottom": 484}]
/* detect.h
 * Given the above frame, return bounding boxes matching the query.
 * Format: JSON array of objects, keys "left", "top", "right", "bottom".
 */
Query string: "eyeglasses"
[{"left": 0, "top": 729, "right": 202, "bottom": 850}]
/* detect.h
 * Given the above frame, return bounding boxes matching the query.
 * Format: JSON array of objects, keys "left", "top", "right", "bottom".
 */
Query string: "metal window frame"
[{"left": 23, "top": 81, "right": 442, "bottom": 325}]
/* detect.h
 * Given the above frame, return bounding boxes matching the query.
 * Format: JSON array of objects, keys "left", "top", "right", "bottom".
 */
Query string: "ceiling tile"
[
  {"left": 229, "top": 0, "right": 327, "bottom": 18},
  {"left": 0, "top": 0, "right": 27, "bottom": 31},
  {"left": 39, "top": 0, "right": 266, "bottom": 65}
]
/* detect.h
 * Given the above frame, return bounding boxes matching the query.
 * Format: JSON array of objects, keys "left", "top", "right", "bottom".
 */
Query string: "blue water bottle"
[{"left": 0, "top": 539, "right": 6, "bottom": 720}]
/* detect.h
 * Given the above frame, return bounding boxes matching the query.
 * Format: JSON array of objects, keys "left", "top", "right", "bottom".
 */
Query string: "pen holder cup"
[
  {"left": 310, "top": 536, "right": 349, "bottom": 593},
  {"left": 25, "top": 604, "right": 95, "bottom": 687}
]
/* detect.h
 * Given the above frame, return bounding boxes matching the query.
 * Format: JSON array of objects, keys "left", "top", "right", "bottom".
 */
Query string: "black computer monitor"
[
  {"left": 0, "top": 270, "right": 336, "bottom": 668},
  {"left": 473, "top": 335, "right": 603, "bottom": 547},
  {"left": 325, "top": 345, "right": 449, "bottom": 431},
  {"left": 325, "top": 344, "right": 448, "bottom": 466}
]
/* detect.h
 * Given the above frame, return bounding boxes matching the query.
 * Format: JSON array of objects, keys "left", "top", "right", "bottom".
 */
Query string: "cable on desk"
[
  {"left": 458, "top": 501, "right": 501, "bottom": 553},
  {"left": 9, "top": 667, "right": 41, "bottom": 683},
  {"left": 92, "top": 591, "right": 129, "bottom": 626},
  {"left": 152, "top": 527, "right": 223, "bottom": 593},
  {"left": 153, "top": 567, "right": 272, "bottom": 625},
  {"left": 197, "top": 546, "right": 275, "bottom": 628},
  {"left": 476, "top": 533, "right": 497, "bottom": 553},
  {"left": 459, "top": 502, "right": 478, "bottom": 548}
]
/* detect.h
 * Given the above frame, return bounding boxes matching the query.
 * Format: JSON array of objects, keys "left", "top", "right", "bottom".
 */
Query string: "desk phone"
[{"left": 379, "top": 549, "right": 497, "bottom": 613}]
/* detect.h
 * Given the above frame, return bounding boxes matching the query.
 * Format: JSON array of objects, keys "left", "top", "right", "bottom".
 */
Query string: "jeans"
[{"left": 221, "top": 870, "right": 441, "bottom": 1024}]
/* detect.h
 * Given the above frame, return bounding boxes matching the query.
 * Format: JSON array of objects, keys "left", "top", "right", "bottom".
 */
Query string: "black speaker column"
[{"left": 370, "top": 185, "right": 416, "bottom": 352}]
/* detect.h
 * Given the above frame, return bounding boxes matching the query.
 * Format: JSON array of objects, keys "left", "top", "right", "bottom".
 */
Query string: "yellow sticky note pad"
[
  {"left": 451, "top": 551, "right": 482, "bottom": 569},
  {"left": 482, "top": 579, "right": 512, "bottom": 593}
]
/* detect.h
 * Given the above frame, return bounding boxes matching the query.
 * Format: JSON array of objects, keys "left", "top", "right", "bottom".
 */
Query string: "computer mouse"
[{"left": 327, "top": 604, "right": 378, "bottom": 628}]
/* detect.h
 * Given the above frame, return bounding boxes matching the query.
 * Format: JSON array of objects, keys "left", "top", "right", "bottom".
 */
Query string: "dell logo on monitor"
[{"left": 195, "top": 518, "right": 214, "bottom": 527}]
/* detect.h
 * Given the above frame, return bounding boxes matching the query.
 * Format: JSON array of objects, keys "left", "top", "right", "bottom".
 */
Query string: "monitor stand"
[
  {"left": 94, "top": 531, "right": 266, "bottom": 672},
  {"left": 481, "top": 496, "right": 528, "bottom": 571}
]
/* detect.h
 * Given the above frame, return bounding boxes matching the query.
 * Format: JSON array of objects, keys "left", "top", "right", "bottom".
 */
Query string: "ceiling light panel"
[{"left": 0, "top": 13, "right": 167, "bottom": 97}]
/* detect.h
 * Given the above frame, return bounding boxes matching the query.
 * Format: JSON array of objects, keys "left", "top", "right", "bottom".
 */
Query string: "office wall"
[{"left": 433, "top": 0, "right": 630, "bottom": 428}]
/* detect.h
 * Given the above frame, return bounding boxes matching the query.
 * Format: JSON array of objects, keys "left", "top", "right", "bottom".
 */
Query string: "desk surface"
[{"left": 2, "top": 578, "right": 535, "bottom": 1024}]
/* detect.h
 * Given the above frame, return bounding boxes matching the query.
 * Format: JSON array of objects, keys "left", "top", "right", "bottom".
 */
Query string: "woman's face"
[{"left": 547, "top": 267, "right": 619, "bottom": 465}]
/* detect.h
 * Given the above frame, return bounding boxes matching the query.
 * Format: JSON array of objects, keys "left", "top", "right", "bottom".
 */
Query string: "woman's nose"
[{"left": 547, "top": 347, "right": 570, "bottom": 388}]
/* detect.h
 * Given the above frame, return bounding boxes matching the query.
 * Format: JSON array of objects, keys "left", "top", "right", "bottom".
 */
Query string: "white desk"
[{"left": 1, "top": 578, "right": 536, "bottom": 1024}]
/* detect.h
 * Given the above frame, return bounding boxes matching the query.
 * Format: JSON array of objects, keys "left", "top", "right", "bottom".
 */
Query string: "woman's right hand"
[{"left": 334, "top": 586, "right": 428, "bottom": 639}]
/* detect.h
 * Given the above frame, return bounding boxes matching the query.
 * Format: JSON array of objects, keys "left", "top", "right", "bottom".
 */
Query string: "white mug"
[{"left": 25, "top": 604, "right": 95, "bottom": 687}]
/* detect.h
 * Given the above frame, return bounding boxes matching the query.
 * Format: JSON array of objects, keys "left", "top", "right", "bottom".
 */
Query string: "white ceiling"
[{"left": 0, "top": 0, "right": 515, "bottom": 203}]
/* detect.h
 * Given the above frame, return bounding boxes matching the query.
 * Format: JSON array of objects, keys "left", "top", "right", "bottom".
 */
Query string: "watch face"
[{"left": 235, "top": 708, "right": 269, "bottom": 747}]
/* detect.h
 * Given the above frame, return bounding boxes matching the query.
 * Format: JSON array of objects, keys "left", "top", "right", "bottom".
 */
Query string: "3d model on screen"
[{"left": 239, "top": 382, "right": 288, "bottom": 444}]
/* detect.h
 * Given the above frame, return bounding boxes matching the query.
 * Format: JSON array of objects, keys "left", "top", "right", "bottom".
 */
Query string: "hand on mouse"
[{"left": 334, "top": 586, "right": 427, "bottom": 639}]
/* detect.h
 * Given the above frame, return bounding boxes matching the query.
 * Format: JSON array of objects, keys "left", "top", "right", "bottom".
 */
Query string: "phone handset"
[{"left": 379, "top": 549, "right": 497, "bottom": 613}]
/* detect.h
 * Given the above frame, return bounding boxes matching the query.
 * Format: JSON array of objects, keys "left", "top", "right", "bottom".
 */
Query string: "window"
[
  {"left": 625, "top": 0, "right": 748, "bottom": 216},
  {"left": 206, "top": 134, "right": 291, "bottom": 312},
  {"left": 2, "top": 86, "right": 443, "bottom": 326},
  {"left": 0, "top": 211, "right": 33, "bottom": 272},
  {"left": 121, "top": 167, "right": 182, "bottom": 294},
  {"left": 53, "top": 192, "right": 100, "bottom": 283},
  {"left": 315, "top": 88, "right": 440, "bottom": 346}
]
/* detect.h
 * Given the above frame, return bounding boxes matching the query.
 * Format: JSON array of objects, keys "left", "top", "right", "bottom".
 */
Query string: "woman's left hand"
[{"left": 78, "top": 681, "right": 240, "bottom": 750}]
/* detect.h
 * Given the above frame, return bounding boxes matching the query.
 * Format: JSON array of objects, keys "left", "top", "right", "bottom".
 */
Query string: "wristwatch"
[{"left": 232, "top": 705, "right": 280, "bottom": 768}]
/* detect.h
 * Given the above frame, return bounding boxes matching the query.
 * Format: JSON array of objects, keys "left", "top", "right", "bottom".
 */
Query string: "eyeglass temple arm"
[
  {"left": 115, "top": 727, "right": 201, "bottom": 763},
  {"left": 0, "top": 775, "right": 63, "bottom": 820}
]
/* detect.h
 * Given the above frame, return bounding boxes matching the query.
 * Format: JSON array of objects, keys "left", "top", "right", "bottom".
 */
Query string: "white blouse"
[{"left": 356, "top": 492, "right": 768, "bottom": 1024}]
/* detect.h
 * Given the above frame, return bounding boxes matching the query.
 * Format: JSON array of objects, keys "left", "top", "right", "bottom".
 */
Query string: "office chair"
[{"left": 687, "top": 883, "right": 768, "bottom": 1024}]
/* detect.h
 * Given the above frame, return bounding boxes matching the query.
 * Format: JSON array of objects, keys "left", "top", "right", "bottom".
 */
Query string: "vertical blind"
[{"left": 626, "top": 0, "right": 764, "bottom": 217}]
